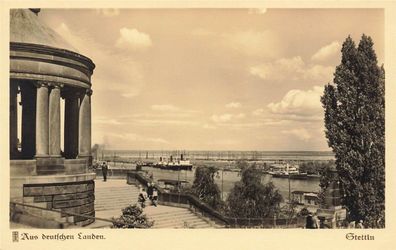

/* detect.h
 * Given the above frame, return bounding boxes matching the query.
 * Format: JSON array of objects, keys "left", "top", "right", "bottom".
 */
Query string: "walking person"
[
  {"left": 138, "top": 188, "right": 148, "bottom": 208},
  {"left": 152, "top": 187, "right": 158, "bottom": 207},
  {"left": 305, "top": 212, "right": 319, "bottom": 229},
  {"left": 356, "top": 220, "right": 364, "bottom": 229},
  {"left": 147, "top": 183, "right": 154, "bottom": 203},
  {"left": 101, "top": 161, "right": 108, "bottom": 182},
  {"left": 312, "top": 213, "right": 319, "bottom": 229}
]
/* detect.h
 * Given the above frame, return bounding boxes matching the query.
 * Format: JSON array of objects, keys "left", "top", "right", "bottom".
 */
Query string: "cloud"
[
  {"left": 56, "top": 23, "right": 145, "bottom": 98},
  {"left": 304, "top": 65, "right": 334, "bottom": 82},
  {"left": 249, "top": 56, "right": 304, "bottom": 81},
  {"left": 225, "top": 102, "right": 241, "bottom": 108},
  {"left": 106, "top": 132, "right": 169, "bottom": 146},
  {"left": 93, "top": 117, "right": 122, "bottom": 125},
  {"left": 115, "top": 28, "right": 152, "bottom": 51},
  {"left": 252, "top": 108, "right": 264, "bottom": 116},
  {"left": 281, "top": 128, "right": 312, "bottom": 141},
  {"left": 211, "top": 113, "right": 245, "bottom": 123},
  {"left": 131, "top": 119, "right": 199, "bottom": 126},
  {"left": 267, "top": 86, "right": 324, "bottom": 118},
  {"left": 311, "top": 41, "right": 341, "bottom": 62},
  {"left": 191, "top": 28, "right": 282, "bottom": 58},
  {"left": 249, "top": 56, "right": 334, "bottom": 83},
  {"left": 190, "top": 28, "right": 215, "bottom": 37},
  {"left": 96, "top": 9, "right": 120, "bottom": 17},
  {"left": 151, "top": 104, "right": 180, "bottom": 112},
  {"left": 203, "top": 123, "right": 217, "bottom": 129},
  {"left": 221, "top": 30, "right": 281, "bottom": 58}
]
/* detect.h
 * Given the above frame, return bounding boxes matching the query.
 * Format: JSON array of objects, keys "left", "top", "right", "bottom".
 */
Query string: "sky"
[{"left": 40, "top": 8, "right": 384, "bottom": 151}]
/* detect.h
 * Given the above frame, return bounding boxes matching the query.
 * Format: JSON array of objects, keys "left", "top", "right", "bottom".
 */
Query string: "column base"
[
  {"left": 35, "top": 157, "right": 65, "bottom": 175},
  {"left": 77, "top": 154, "right": 91, "bottom": 158},
  {"left": 78, "top": 155, "right": 92, "bottom": 167},
  {"left": 35, "top": 154, "right": 51, "bottom": 158}
]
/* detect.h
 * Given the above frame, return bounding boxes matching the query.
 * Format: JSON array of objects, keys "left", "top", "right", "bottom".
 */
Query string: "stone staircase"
[
  {"left": 92, "top": 179, "right": 222, "bottom": 229},
  {"left": 95, "top": 185, "right": 138, "bottom": 211}
]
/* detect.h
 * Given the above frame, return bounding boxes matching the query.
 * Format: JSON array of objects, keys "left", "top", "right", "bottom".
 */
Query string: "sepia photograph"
[{"left": 1, "top": 2, "right": 395, "bottom": 250}]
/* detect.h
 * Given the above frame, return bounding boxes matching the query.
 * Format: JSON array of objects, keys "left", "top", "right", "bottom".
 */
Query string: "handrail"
[
  {"left": 127, "top": 171, "right": 305, "bottom": 228},
  {"left": 10, "top": 201, "right": 146, "bottom": 228}
]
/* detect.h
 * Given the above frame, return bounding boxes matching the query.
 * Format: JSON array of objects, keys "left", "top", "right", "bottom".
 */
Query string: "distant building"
[{"left": 291, "top": 191, "right": 319, "bottom": 206}]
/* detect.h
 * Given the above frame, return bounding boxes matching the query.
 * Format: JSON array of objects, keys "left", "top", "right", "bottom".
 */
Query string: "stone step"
[
  {"left": 145, "top": 209, "right": 193, "bottom": 217},
  {"left": 95, "top": 198, "right": 138, "bottom": 203},
  {"left": 93, "top": 181, "right": 222, "bottom": 228},
  {"left": 152, "top": 217, "right": 207, "bottom": 226},
  {"left": 148, "top": 213, "right": 198, "bottom": 222},
  {"left": 152, "top": 220, "right": 210, "bottom": 228}
]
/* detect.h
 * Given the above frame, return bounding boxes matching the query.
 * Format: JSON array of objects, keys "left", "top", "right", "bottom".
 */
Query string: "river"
[{"left": 138, "top": 166, "right": 320, "bottom": 201}]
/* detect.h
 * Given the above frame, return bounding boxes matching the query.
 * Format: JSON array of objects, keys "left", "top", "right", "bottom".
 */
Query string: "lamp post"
[
  {"left": 221, "top": 168, "right": 224, "bottom": 200},
  {"left": 288, "top": 174, "right": 291, "bottom": 203}
]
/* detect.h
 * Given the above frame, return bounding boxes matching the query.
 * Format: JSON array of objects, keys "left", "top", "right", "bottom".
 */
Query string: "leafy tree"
[
  {"left": 299, "top": 160, "right": 334, "bottom": 174},
  {"left": 191, "top": 166, "right": 223, "bottom": 209},
  {"left": 226, "top": 163, "right": 283, "bottom": 218},
  {"left": 321, "top": 34, "right": 385, "bottom": 227},
  {"left": 112, "top": 204, "right": 154, "bottom": 228},
  {"left": 317, "top": 165, "right": 336, "bottom": 207},
  {"left": 297, "top": 207, "right": 311, "bottom": 217}
]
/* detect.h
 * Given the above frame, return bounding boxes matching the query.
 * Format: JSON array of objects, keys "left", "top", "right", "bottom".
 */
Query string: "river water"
[{"left": 139, "top": 166, "right": 320, "bottom": 201}]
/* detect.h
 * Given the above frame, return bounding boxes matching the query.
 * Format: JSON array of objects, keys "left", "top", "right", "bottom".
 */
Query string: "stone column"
[
  {"left": 20, "top": 82, "right": 36, "bottom": 159},
  {"left": 64, "top": 91, "right": 80, "bottom": 159},
  {"left": 48, "top": 84, "right": 62, "bottom": 157},
  {"left": 9, "top": 81, "right": 19, "bottom": 158},
  {"left": 35, "top": 81, "right": 49, "bottom": 157},
  {"left": 79, "top": 89, "right": 92, "bottom": 158}
]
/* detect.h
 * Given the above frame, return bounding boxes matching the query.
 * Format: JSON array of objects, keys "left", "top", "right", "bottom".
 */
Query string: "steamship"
[{"left": 153, "top": 154, "right": 193, "bottom": 171}]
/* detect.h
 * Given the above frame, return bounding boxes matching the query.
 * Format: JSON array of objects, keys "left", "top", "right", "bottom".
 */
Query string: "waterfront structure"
[
  {"left": 291, "top": 191, "right": 319, "bottom": 206},
  {"left": 10, "top": 9, "right": 96, "bottom": 227}
]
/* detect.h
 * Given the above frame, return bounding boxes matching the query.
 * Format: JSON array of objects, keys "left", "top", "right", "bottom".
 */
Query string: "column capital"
[
  {"left": 86, "top": 88, "right": 93, "bottom": 96},
  {"left": 62, "top": 89, "right": 82, "bottom": 99},
  {"left": 48, "top": 82, "right": 64, "bottom": 89},
  {"left": 33, "top": 81, "right": 49, "bottom": 88}
]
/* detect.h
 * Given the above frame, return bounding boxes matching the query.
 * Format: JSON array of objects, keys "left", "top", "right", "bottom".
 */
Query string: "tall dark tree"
[
  {"left": 321, "top": 35, "right": 385, "bottom": 227},
  {"left": 191, "top": 166, "right": 223, "bottom": 209},
  {"left": 226, "top": 162, "right": 283, "bottom": 218}
]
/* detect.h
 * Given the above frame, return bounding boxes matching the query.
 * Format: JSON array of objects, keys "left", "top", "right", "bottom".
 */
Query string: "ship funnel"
[{"left": 181, "top": 154, "right": 184, "bottom": 160}]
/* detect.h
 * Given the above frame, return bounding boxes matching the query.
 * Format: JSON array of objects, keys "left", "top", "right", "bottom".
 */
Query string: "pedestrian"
[
  {"left": 147, "top": 182, "right": 154, "bottom": 202},
  {"left": 348, "top": 221, "right": 356, "bottom": 228},
  {"left": 306, "top": 212, "right": 319, "bottom": 229},
  {"left": 101, "top": 161, "right": 108, "bottom": 182},
  {"left": 356, "top": 220, "right": 364, "bottom": 229},
  {"left": 138, "top": 188, "right": 148, "bottom": 208},
  {"left": 306, "top": 213, "right": 314, "bottom": 229},
  {"left": 152, "top": 187, "right": 158, "bottom": 207},
  {"left": 312, "top": 213, "right": 319, "bottom": 229}
]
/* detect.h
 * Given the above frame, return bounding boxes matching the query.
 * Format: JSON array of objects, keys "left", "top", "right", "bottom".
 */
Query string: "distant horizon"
[
  {"left": 100, "top": 148, "right": 334, "bottom": 153},
  {"left": 41, "top": 9, "right": 383, "bottom": 151}
]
